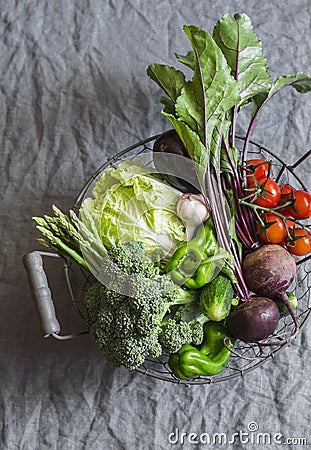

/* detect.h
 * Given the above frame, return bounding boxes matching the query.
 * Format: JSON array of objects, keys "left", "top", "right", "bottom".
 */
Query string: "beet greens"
[{"left": 147, "top": 13, "right": 311, "bottom": 345}]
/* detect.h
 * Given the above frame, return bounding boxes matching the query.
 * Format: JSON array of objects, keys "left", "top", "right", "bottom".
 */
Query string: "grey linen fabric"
[{"left": 1, "top": 1, "right": 311, "bottom": 449}]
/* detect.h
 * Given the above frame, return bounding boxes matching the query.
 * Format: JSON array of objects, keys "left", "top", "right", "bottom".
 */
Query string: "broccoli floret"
[
  {"left": 159, "top": 318, "right": 193, "bottom": 354},
  {"left": 109, "top": 241, "right": 160, "bottom": 279},
  {"left": 159, "top": 303, "right": 209, "bottom": 353},
  {"left": 84, "top": 242, "right": 198, "bottom": 370},
  {"left": 94, "top": 241, "right": 166, "bottom": 298},
  {"left": 188, "top": 317, "right": 209, "bottom": 346}
]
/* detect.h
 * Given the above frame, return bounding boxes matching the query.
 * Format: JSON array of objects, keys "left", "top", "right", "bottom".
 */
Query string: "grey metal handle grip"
[{"left": 23, "top": 251, "right": 61, "bottom": 338}]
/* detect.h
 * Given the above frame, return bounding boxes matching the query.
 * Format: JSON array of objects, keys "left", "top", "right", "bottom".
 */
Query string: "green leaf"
[
  {"left": 146, "top": 64, "right": 186, "bottom": 102},
  {"left": 175, "top": 51, "right": 195, "bottom": 70},
  {"left": 175, "top": 25, "right": 239, "bottom": 141},
  {"left": 176, "top": 26, "right": 238, "bottom": 251},
  {"left": 160, "top": 97, "right": 175, "bottom": 115},
  {"left": 251, "top": 71, "right": 311, "bottom": 117},
  {"left": 208, "top": 114, "right": 228, "bottom": 170},
  {"left": 269, "top": 72, "right": 311, "bottom": 95},
  {"left": 213, "top": 13, "right": 271, "bottom": 106},
  {"left": 251, "top": 92, "right": 268, "bottom": 114},
  {"left": 220, "top": 146, "right": 240, "bottom": 174},
  {"left": 162, "top": 110, "right": 207, "bottom": 186}
]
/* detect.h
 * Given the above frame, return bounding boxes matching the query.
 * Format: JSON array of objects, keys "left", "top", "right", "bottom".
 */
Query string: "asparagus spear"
[{"left": 33, "top": 206, "right": 107, "bottom": 272}]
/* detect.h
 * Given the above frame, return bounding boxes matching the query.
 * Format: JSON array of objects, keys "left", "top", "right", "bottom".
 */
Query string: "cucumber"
[{"left": 199, "top": 274, "right": 234, "bottom": 321}]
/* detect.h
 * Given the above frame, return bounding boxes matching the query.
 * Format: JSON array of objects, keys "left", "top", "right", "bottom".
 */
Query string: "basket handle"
[{"left": 23, "top": 251, "right": 61, "bottom": 338}]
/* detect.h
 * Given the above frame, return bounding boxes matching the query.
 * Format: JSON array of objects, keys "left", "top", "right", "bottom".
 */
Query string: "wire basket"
[{"left": 24, "top": 134, "right": 311, "bottom": 385}]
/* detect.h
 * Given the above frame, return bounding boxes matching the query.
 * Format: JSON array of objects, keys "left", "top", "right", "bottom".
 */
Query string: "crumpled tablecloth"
[{"left": 1, "top": 1, "right": 311, "bottom": 449}]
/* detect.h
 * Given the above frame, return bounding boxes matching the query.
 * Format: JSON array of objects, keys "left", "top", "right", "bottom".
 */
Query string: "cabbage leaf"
[{"left": 80, "top": 160, "right": 186, "bottom": 260}]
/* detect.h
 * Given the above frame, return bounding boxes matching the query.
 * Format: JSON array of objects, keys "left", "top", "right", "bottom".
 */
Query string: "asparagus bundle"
[{"left": 33, "top": 205, "right": 107, "bottom": 271}]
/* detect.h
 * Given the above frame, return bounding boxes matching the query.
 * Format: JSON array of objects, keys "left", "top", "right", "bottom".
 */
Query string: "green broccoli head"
[
  {"left": 85, "top": 282, "right": 165, "bottom": 370},
  {"left": 188, "top": 320, "right": 205, "bottom": 346},
  {"left": 108, "top": 241, "right": 161, "bottom": 279},
  {"left": 159, "top": 318, "right": 193, "bottom": 353},
  {"left": 83, "top": 242, "right": 200, "bottom": 370},
  {"left": 95, "top": 241, "right": 167, "bottom": 299},
  {"left": 159, "top": 310, "right": 209, "bottom": 354},
  {"left": 84, "top": 281, "right": 195, "bottom": 369},
  {"left": 101, "top": 334, "right": 162, "bottom": 369}
]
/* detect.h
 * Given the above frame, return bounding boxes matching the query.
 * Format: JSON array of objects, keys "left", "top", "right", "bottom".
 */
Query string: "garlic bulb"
[{"left": 177, "top": 193, "right": 209, "bottom": 241}]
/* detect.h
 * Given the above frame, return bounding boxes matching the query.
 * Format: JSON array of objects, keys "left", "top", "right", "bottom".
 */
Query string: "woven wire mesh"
[{"left": 64, "top": 134, "right": 311, "bottom": 385}]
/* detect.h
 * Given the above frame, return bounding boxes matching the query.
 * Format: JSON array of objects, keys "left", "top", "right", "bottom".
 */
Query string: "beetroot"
[
  {"left": 226, "top": 297, "right": 280, "bottom": 343},
  {"left": 241, "top": 244, "right": 299, "bottom": 343},
  {"left": 242, "top": 244, "right": 296, "bottom": 296}
]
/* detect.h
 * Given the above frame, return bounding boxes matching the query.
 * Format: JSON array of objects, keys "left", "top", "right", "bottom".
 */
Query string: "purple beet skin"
[
  {"left": 226, "top": 297, "right": 280, "bottom": 343},
  {"left": 242, "top": 244, "right": 297, "bottom": 297}
]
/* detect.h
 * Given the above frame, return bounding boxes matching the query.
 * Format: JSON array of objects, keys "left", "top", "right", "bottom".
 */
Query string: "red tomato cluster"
[{"left": 245, "top": 159, "right": 311, "bottom": 256}]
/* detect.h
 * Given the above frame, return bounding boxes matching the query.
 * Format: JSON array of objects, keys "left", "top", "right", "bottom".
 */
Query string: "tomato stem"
[{"left": 239, "top": 199, "right": 307, "bottom": 227}]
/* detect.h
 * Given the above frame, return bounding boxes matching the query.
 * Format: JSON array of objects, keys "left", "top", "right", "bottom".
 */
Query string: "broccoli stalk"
[{"left": 84, "top": 241, "right": 203, "bottom": 370}]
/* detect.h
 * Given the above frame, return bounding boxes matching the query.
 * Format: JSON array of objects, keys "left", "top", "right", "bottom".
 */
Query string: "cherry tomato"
[
  {"left": 287, "top": 190, "right": 311, "bottom": 219},
  {"left": 280, "top": 184, "right": 295, "bottom": 196},
  {"left": 246, "top": 159, "right": 271, "bottom": 188},
  {"left": 257, "top": 213, "right": 287, "bottom": 244},
  {"left": 278, "top": 184, "right": 295, "bottom": 216},
  {"left": 253, "top": 178, "right": 281, "bottom": 208},
  {"left": 286, "top": 227, "right": 311, "bottom": 256},
  {"left": 285, "top": 219, "right": 296, "bottom": 231}
]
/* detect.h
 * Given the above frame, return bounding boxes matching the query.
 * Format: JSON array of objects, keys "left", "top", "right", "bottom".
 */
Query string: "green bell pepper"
[
  {"left": 165, "top": 218, "right": 219, "bottom": 289},
  {"left": 169, "top": 322, "right": 235, "bottom": 380}
]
